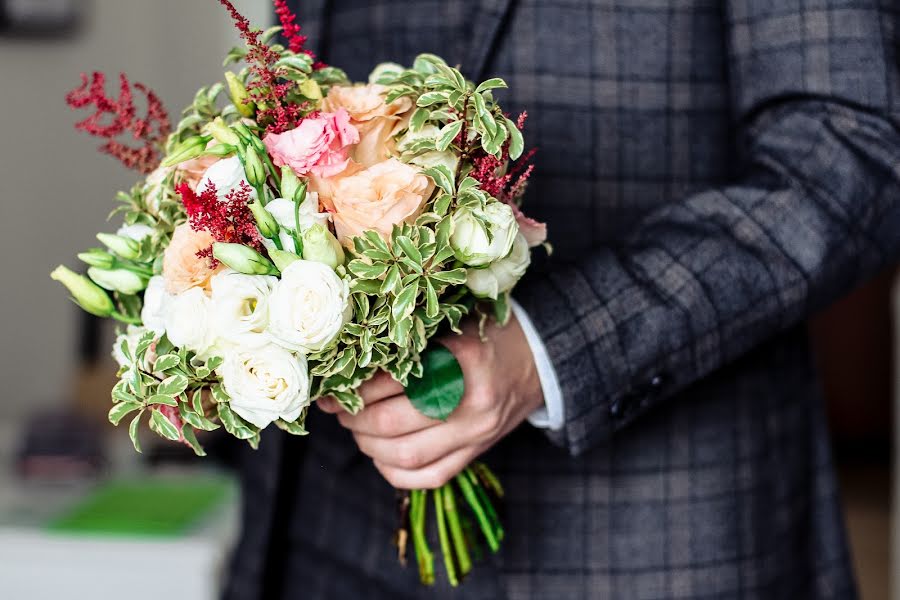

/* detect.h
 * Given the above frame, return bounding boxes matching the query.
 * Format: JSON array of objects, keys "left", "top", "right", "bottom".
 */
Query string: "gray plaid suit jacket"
[{"left": 223, "top": 1, "right": 900, "bottom": 598}]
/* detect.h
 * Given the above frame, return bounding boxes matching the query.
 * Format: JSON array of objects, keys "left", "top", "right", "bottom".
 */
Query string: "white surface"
[{"left": 0, "top": 419, "right": 238, "bottom": 600}]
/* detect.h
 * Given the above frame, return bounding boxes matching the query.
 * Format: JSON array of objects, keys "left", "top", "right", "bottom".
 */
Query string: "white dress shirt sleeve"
[{"left": 510, "top": 298, "right": 565, "bottom": 431}]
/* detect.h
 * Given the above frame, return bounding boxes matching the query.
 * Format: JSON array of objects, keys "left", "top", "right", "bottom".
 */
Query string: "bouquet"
[{"left": 51, "top": 0, "right": 547, "bottom": 587}]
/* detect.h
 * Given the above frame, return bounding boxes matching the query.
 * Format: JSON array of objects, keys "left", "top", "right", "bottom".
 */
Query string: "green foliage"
[{"left": 404, "top": 345, "right": 465, "bottom": 421}]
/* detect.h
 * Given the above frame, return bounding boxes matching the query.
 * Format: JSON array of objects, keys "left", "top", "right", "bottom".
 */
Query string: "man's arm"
[{"left": 516, "top": 0, "right": 900, "bottom": 455}]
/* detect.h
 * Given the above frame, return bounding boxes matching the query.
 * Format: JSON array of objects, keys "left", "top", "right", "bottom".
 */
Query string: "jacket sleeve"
[{"left": 515, "top": 0, "right": 900, "bottom": 455}]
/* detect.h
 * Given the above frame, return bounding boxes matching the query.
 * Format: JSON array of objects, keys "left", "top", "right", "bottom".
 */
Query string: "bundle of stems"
[{"left": 396, "top": 462, "right": 505, "bottom": 586}]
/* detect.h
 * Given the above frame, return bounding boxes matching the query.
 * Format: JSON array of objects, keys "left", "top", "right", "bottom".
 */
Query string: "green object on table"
[
  {"left": 405, "top": 344, "right": 465, "bottom": 421},
  {"left": 46, "top": 478, "right": 231, "bottom": 537}
]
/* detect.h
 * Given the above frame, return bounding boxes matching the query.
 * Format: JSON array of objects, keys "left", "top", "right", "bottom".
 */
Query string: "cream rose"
[
  {"left": 259, "top": 192, "right": 329, "bottom": 253},
  {"left": 450, "top": 201, "right": 519, "bottom": 267},
  {"left": 209, "top": 270, "right": 277, "bottom": 348},
  {"left": 322, "top": 84, "right": 413, "bottom": 167},
  {"left": 327, "top": 158, "right": 434, "bottom": 245},
  {"left": 219, "top": 343, "right": 310, "bottom": 429},
  {"left": 112, "top": 325, "right": 152, "bottom": 368},
  {"left": 164, "top": 287, "right": 216, "bottom": 356},
  {"left": 466, "top": 233, "right": 531, "bottom": 299},
  {"left": 141, "top": 275, "right": 170, "bottom": 335},
  {"left": 196, "top": 156, "right": 256, "bottom": 200},
  {"left": 162, "top": 224, "right": 223, "bottom": 294},
  {"left": 267, "top": 260, "right": 350, "bottom": 354}
]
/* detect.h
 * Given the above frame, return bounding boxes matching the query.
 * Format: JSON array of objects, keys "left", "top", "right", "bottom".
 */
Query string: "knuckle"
[
  {"left": 372, "top": 407, "right": 398, "bottom": 435},
  {"left": 395, "top": 442, "right": 423, "bottom": 470},
  {"left": 469, "top": 389, "right": 494, "bottom": 412},
  {"left": 420, "top": 467, "right": 450, "bottom": 490}
]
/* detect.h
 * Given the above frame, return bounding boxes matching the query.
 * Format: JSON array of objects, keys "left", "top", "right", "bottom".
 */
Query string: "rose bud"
[
  {"left": 97, "top": 232, "right": 141, "bottom": 260},
  {"left": 249, "top": 202, "right": 279, "bottom": 240},
  {"left": 450, "top": 200, "right": 518, "bottom": 267},
  {"left": 242, "top": 146, "right": 267, "bottom": 188},
  {"left": 161, "top": 135, "right": 211, "bottom": 167},
  {"left": 205, "top": 117, "right": 242, "bottom": 147},
  {"left": 301, "top": 224, "right": 345, "bottom": 270},
  {"left": 212, "top": 242, "right": 279, "bottom": 276},
  {"left": 78, "top": 248, "right": 117, "bottom": 269},
  {"left": 87, "top": 267, "right": 148, "bottom": 295},
  {"left": 51, "top": 265, "right": 115, "bottom": 317},
  {"left": 225, "top": 71, "right": 255, "bottom": 118},
  {"left": 268, "top": 249, "right": 302, "bottom": 272}
]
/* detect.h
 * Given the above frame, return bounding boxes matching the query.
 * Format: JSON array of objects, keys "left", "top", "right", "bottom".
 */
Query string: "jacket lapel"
[{"left": 463, "top": 0, "right": 517, "bottom": 80}]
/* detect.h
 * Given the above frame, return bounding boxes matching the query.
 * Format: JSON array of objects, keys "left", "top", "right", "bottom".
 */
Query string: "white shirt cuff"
[{"left": 510, "top": 299, "right": 565, "bottom": 431}]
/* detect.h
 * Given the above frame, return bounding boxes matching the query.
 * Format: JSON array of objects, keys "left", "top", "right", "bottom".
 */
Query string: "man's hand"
[{"left": 318, "top": 314, "right": 544, "bottom": 489}]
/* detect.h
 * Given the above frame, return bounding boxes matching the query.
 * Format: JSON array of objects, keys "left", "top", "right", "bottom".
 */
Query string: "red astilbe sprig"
[
  {"left": 469, "top": 112, "right": 536, "bottom": 204},
  {"left": 65, "top": 72, "right": 171, "bottom": 174},
  {"left": 177, "top": 180, "right": 265, "bottom": 267},
  {"left": 217, "top": 0, "right": 323, "bottom": 133},
  {"left": 273, "top": 0, "right": 322, "bottom": 67}
]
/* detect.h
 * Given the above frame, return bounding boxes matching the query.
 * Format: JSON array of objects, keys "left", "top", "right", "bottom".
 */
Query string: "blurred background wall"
[{"left": 0, "top": 0, "right": 271, "bottom": 422}]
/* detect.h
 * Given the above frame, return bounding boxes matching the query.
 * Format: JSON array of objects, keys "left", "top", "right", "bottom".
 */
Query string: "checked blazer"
[{"left": 223, "top": 1, "right": 900, "bottom": 599}]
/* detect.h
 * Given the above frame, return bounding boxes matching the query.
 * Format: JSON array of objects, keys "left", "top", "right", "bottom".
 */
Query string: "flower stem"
[
  {"left": 442, "top": 483, "right": 472, "bottom": 577},
  {"left": 410, "top": 489, "right": 435, "bottom": 585},
  {"left": 474, "top": 462, "right": 504, "bottom": 498},
  {"left": 455, "top": 474, "right": 500, "bottom": 552},
  {"left": 466, "top": 468, "right": 504, "bottom": 542},
  {"left": 433, "top": 488, "right": 458, "bottom": 587}
]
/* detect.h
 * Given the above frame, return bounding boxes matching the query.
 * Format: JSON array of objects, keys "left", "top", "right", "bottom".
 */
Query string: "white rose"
[
  {"left": 397, "top": 124, "right": 459, "bottom": 173},
  {"left": 197, "top": 156, "right": 257, "bottom": 200},
  {"left": 116, "top": 223, "right": 154, "bottom": 242},
  {"left": 267, "top": 260, "right": 350, "bottom": 353},
  {"left": 450, "top": 201, "right": 518, "bottom": 267},
  {"left": 466, "top": 233, "right": 531, "bottom": 299},
  {"left": 220, "top": 343, "right": 310, "bottom": 428},
  {"left": 260, "top": 192, "right": 329, "bottom": 253},
  {"left": 209, "top": 269, "right": 276, "bottom": 348},
  {"left": 112, "top": 325, "right": 151, "bottom": 368},
  {"left": 141, "top": 276, "right": 170, "bottom": 335},
  {"left": 164, "top": 287, "right": 216, "bottom": 356}
]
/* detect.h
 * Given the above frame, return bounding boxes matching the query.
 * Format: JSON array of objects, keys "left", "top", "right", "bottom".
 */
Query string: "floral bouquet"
[{"left": 51, "top": 0, "right": 546, "bottom": 587}]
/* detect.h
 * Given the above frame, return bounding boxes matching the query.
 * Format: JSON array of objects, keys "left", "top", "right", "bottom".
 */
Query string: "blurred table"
[{"left": 0, "top": 420, "right": 239, "bottom": 600}]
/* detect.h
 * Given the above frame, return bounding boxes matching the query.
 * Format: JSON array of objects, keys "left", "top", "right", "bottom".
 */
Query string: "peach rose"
[
  {"left": 327, "top": 159, "right": 434, "bottom": 245},
  {"left": 176, "top": 153, "right": 219, "bottom": 190},
  {"left": 263, "top": 109, "right": 359, "bottom": 178},
  {"left": 162, "top": 224, "right": 223, "bottom": 294},
  {"left": 322, "top": 84, "right": 413, "bottom": 168}
]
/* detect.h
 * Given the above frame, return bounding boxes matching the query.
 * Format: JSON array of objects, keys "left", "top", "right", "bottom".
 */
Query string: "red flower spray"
[
  {"left": 177, "top": 180, "right": 266, "bottom": 267},
  {"left": 65, "top": 72, "right": 171, "bottom": 173}
]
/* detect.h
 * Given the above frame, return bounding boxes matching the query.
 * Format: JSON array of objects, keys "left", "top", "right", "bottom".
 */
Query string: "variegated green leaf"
[
  {"left": 149, "top": 408, "right": 182, "bottom": 441},
  {"left": 108, "top": 401, "right": 141, "bottom": 426},
  {"left": 153, "top": 354, "right": 180, "bottom": 372}
]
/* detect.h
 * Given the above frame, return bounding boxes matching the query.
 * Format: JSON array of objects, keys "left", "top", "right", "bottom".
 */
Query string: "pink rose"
[
  {"left": 263, "top": 109, "right": 360, "bottom": 178},
  {"left": 322, "top": 84, "right": 413, "bottom": 167},
  {"left": 506, "top": 201, "right": 547, "bottom": 247}
]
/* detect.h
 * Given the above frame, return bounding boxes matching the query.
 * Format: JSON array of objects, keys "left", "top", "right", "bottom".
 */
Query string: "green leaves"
[
  {"left": 157, "top": 374, "right": 188, "bottom": 397},
  {"left": 436, "top": 121, "right": 463, "bottom": 152},
  {"left": 475, "top": 78, "right": 508, "bottom": 94},
  {"left": 424, "top": 165, "right": 455, "bottom": 196},
  {"left": 149, "top": 408, "right": 182, "bottom": 442},
  {"left": 405, "top": 345, "right": 465, "bottom": 421},
  {"left": 108, "top": 401, "right": 141, "bottom": 426}
]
